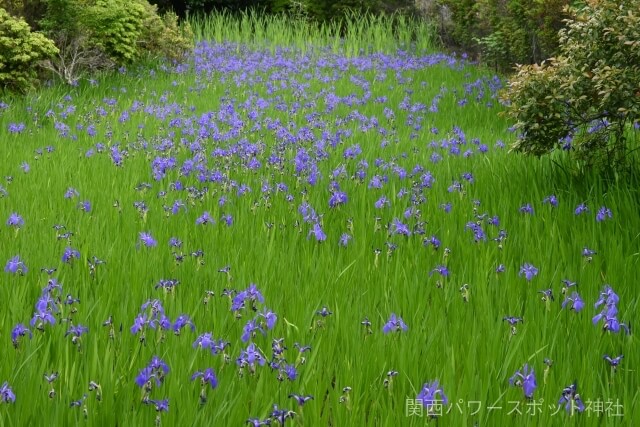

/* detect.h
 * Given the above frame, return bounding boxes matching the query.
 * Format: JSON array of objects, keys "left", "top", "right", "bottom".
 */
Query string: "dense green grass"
[{"left": 0, "top": 14, "right": 638, "bottom": 427}]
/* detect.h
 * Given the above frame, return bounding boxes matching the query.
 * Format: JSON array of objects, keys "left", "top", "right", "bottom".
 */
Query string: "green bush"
[
  {"left": 138, "top": 1, "right": 194, "bottom": 63},
  {"left": 83, "top": 0, "right": 146, "bottom": 63},
  {"left": 0, "top": 8, "right": 58, "bottom": 92},
  {"left": 504, "top": 0, "right": 640, "bottom": 172},
  {"left": 434, "top": 0, "right": 569, "bottom": 69}
]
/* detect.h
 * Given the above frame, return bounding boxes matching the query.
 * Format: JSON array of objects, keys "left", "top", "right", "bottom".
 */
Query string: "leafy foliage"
[
  {"left": 82, "top": 0, "right": 146, "bottom": 63},
  {"left": 138, "top": 2, "right": 194, "bottom": 63},
  {"left": 505, "top": 0, "right": 640, "bottom": 172},
  {"left": 0, "top": 8, "right": 58, "bottom": 92},
  {"left": 434, "top": 0, "right": 569, "bottom": 69}
]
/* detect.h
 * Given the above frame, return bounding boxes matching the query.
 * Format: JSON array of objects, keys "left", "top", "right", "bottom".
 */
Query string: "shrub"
[
  {"left": 83, "top": 0, "right": 146, "bottom": 64},
  {"left": 36, "top": 0, "right": 193, "bottom": 86},
  {"left": 137, "top": 2, "right": 194, "bottom": 63},
  {"left": 0, "top": 8, "right": 58, "bottom": 92},
  {"left": 504, "top": 0, "right": 640, "bottom": 172}
]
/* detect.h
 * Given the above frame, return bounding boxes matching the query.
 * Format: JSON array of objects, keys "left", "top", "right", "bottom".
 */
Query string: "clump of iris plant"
[
  {"left": 131, "top": 299, "right": 171, "bottom": 343},
  {"left": 509, "top": 364, "right": 537, "bottom": 399},
  {"left": 88, "top": 381, "right": 102, "bottom": 401},
  {"left": 231, "top": 283, "right": 265, "bottom": 312},
  {"left": 237, "top": 342, "right": 266, "bottom": 376},
  {"left": 135, "top": 356, "right": 169, "bottom": 402},
  {"left": 270, "top": 404, "right": 296, "bottom": 425},
  {"left": 592, "top": 285, "right": 630, "bottom": 334},
  {"left": 44, "top": 372, "right": 59, "bottom": 399},
  {"left": 193, "top": 332, "right": 229, "bottom": 357},
  {"left": 383, "top": 370, "right": 399, "bottom": 390}
]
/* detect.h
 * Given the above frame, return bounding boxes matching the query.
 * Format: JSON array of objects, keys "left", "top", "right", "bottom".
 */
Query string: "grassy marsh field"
[{"left": 0, "top": 13, "right": 638, "bottom": 426}]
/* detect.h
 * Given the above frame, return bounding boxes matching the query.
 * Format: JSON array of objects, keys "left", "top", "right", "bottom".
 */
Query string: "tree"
[{"left": 504, "top": 0, "right": 640, "bottom": 172}]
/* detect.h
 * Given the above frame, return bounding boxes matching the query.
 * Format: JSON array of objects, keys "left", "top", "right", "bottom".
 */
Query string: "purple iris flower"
[
  {"left": 246, "top": 418, "right": 271, "bottom": 426},
  {"left": 283, "top": 364, "right": 297, "bottom": 381},
  {"left": 11, "top": 323, "right": 32, "bottom": 348},
  {"left": 558, "top": 383, "right": 585, "bottom": 413},
  {"left": 542, "top": 195, "right": 558, "bottom": 207},
  {"left": 0, "top": 382, "right": 15, "bottom": 404},
  {"left": 561, "top": 292, "right": 584, "bottom": 312},
  {"left": 329, "top": 190, "right": 348, "bottom": 208},
  {"left": 594, "top": 285, "right": 619, "bottom": 309},
  {"left": 78, "top": 201, "right": 91, "bottom": 212},
  {"left": 417, "top": 381, "right": 448, "bottom": 415},
  {"left": 139, "top": 232, "right": 157, "bottom": 247},
  {"left": 62, "top": 247, "right": 80, "bottom": 264},
  {"left": 308, "top": 222, "right": 327, "bottom": 242},
  {"left": 603, "top": 354, "right": 623, "bottom": 369},
  {"left": 6, "top": 213, "right": 24, "bottom": 228},
  {"left": 172, "top": 314, "right": 195, "bottom": 334},
  {"left": 383, "top": 313, "right": 408, "bottom": 333},
  {"left": 5, "top": 255, "right": 27, "bottom": 274},
  {"left": 519, "top": 263, "right": 538, "bottom": 281},
  {"left": 424, "top": 235, "right": 440, "bottom": 250},
  {"left": 561, "top": 279, "right": 577, "bottom": 294},
  {"left": 270, "top": 404, "right": 295, "bottom": 424},
  {"left": 465, "top": 222, "right": 486, "bottom": 242},
  {"left": 196, "top": 211, "right": 214, "bottom": 225},
  {"left": 316, "top": 307, "right": 333, "bottom": 317},
  {"left": 241, "top": 319, "right": 265, "bottom": 342},
  {"left": 429, "top": 265, "right": 449, "bottom": 277},
  {"left": 168, "top": 237, "right": 182, "bottom": 248},
  {"left": 237, "top": 343, "right": 266, "bottom": 368},
  {"left": 289, "top": 394, "right": 313, "bottom": 406},
  {"left": 574, "top": 203, "right": 589, "bottom": 215},
  {"left": 30, "top": 309, "right": 56, "bottom": 329},
  {"left": 65, "top": 324, "right": 88, "bottom": 343},
  {"left": 602, "top": 316, "right": 630, "bottom": 334},
  {"left": 596, "top": 206, "right": 612, "bottom": 222},
  {"left": 259, "top": 308, "right": 277, "bottom": 330},
  {"left": 193, "top": 332, "right": 215, "bottom": 350},
  {"left": 131, "top": 313, "right": 148, "bottom": 335},
  {"left": 374, "top": 196, "right": 390, "bottom": 209},
  {"left": 149, "top": 314, "right": 171, "bottom": 330},
  {"left": 519, "top": 204, "right": 534, "bottom": 214},
  {"left": 503, "top": 316, "right": 523, "bottom": 325},
  {"left": 390, "top": 218, "right": 410, "bottom": 236},
  {"left": 135, "top": 356, "right": 169, "bottom": 388},
  {"left": 146, "top": 398, "right": 169, "bottom": 412},
  {"left": 339, "top": 233, "right": 352, "bottom": 247},
  {"left": 191, "top": 368, "right": 217, "bottom": 389},
  {"left": 509, "top": 364, "right": 537, "bottom": 398}
]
